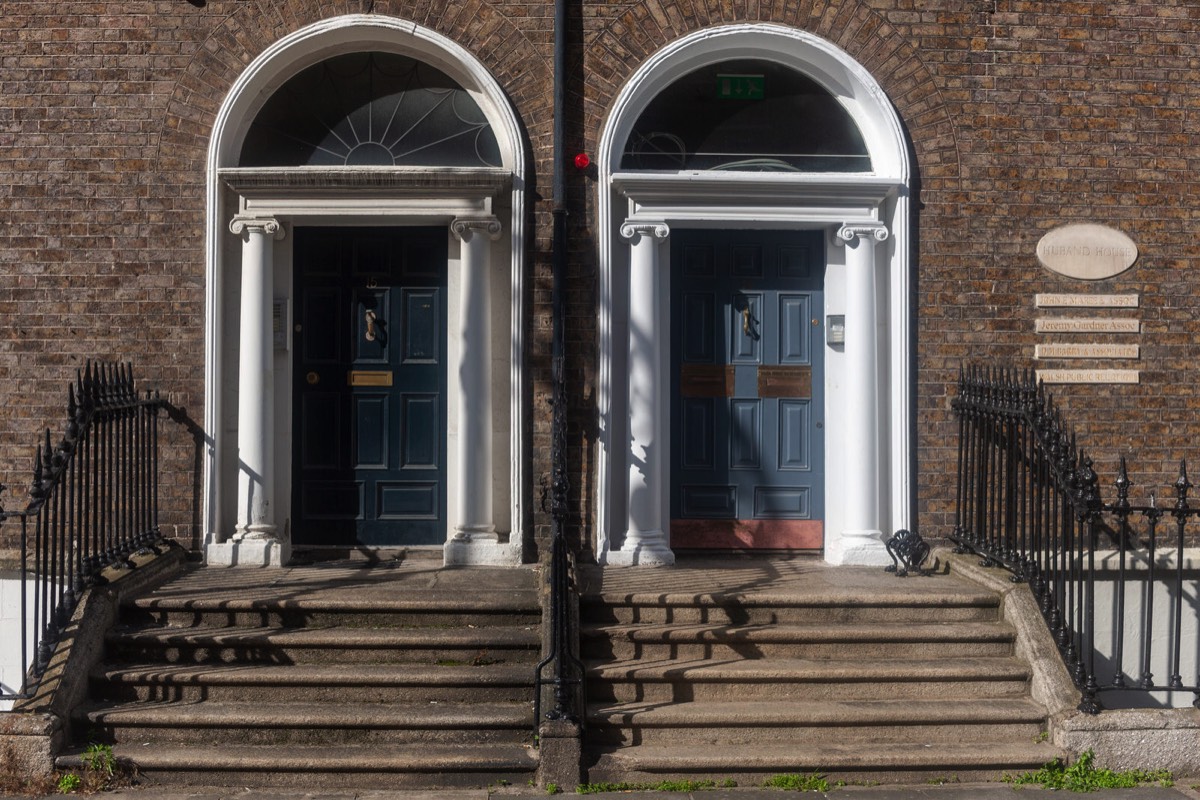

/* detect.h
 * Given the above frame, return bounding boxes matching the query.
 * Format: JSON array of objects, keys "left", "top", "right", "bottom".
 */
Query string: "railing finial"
[
  {"left": 1175, "top": 459, "right": 1191, "bottom": 511},
  {"left": 5, "top": 362, "right": 167, "bottom": 702},
  {"left": 1114, "top": 456, "right": 1131, "bottom": 511}
]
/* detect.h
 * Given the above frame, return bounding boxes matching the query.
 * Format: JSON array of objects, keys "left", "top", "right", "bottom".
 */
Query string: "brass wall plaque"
[
  {"left": 348, "top": 370, "right": 394, "bottom": 387},
  {"left": 680, "top": 365, "right": 735, "bottom": 397},
  {"left": 758, "top": 366, "right": 811, "bottom": 398}
]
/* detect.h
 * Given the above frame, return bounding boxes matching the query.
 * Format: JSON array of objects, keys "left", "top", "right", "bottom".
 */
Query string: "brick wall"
[{"left": 1, "top": 0, "right": 1197, "bottom": 556}]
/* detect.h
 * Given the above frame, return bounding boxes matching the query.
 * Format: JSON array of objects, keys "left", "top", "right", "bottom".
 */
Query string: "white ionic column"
[
  {"left": 445, "top": 218, "right": 519, "bottom": 566},
  {"left": 450, "top": 216, "right": 501, "bottom": 542},
  {"left": 611, "top": 221, "right": 674, "bottom": 566},
  {"left": 834, "top": 222, "right": 890, "bottom": 564},
  {"left": 211, "top": 216, "right": 287, "bottom": 567}
]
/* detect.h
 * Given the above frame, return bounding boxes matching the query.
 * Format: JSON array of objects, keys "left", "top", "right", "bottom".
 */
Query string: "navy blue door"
[
  {"left": 292, "top": 227, "right": 447, "bottom": 546},
  {"left": 670, "top": 230, "right": 825, "bottom": 549}
]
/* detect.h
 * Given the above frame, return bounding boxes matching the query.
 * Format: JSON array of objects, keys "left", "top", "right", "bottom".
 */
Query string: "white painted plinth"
[
  {"left": 443, "top": 538, "right": 522, "bottom": 566},
  {"left": 206, "top": 538, "right": 291, "bottom": 567},
  {"left": 605, "top": 545, "right": 675, "bottom": 567},
  {"left": 825, "top": 530, "right": 892, "bottom": 567}
]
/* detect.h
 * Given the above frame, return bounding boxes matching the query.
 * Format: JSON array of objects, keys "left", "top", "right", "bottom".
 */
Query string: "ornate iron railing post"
[
  {"left": 0, "top": 362, "right": 166, "bottom": 700},
  {"left": 1170, "top": 460, "right": 1190, "bottom": 693},
  {"left": 952, "top": 364, "right": 1200, "bottom": 712}
]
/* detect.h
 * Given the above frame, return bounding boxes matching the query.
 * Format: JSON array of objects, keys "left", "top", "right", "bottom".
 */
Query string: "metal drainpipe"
[
  {"left": 550, "top": 0, "right": 568, "bottom": 565},
  {"left": 546, "top": 0, "right": 576, "bottom": 721}
]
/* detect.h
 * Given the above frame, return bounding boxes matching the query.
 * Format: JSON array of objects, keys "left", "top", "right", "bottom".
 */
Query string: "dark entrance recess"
[{"left": 291, "top": 227, "right": 448, "bottom": 547}]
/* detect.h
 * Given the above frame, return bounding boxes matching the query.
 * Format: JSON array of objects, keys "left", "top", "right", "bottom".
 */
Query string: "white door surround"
[
  {"left": 596, "top": 24, "right": 913, "bottom": 566},
  {"left": 202, "top": 16, "right": 527, "bottom": 566}
]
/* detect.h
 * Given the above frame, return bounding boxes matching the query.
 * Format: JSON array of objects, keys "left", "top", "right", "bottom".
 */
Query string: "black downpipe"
[{"left": 533, "top": 0, "right": 583, "bottom": 728}]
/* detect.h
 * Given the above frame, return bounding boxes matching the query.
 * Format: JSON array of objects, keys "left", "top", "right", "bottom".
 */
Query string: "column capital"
[
  {"left": 620, "top": 220, "right": 670, "bottom": 243},
  {"left": 835, "top": 222, "right": 889, "bottom": 245},
  {"left": 229, "top": 216, "right": 285, "bottom": 239},
  {"left": 451, "top": 216, "right": 502, "bottom": 242}
]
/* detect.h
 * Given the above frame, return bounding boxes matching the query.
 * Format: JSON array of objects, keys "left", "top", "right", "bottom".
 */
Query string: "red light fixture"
[{"left": 573, "top": 152, "right": 590, "bottom": 170}]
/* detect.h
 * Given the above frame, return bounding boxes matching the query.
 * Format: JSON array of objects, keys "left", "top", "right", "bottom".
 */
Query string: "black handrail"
[
  {"left": 951, "top": 365, "right": 1200, "bottom": 713},
  {"left": 532, "top": 311, "right": 585, "bottom": 732},
  {"left": 0, "top": 362, "right": 164, "bottom": 700}
]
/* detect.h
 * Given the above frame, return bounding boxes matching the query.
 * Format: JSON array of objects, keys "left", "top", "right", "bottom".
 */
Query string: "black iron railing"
[
  {"left": 0, "top": 363, "right": 164, "bottom": 700},
  {"left": 952, "top": 365, "right": 1200, "bottom": 713},
  {"left": 532, "top": 202, "right": 585, "bottom": 733}
]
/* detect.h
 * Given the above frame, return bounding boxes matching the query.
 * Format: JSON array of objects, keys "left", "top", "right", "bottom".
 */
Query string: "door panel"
[
  {"left": 670, "top": 229, "right": 825, "bottom": 550},
  {"left": 292, "top": 227, "right": 448, "bottom": 546}
]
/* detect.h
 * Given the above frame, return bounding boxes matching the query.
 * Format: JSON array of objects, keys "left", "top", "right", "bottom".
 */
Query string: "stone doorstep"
[
  {"left": 106, "top": 624, "right": 539, "bottom": 649},
  {"left": 93, "top": 662, "right": 534, "bottom": 687},
  {"left": 581, "top": 620, "right": 1015, "bottom": 642},
  {"left": 585, "top": 740, "right": 1060, "bottom": 776},
  {"left": 69, "top": 556, "right": 548, "bottom": 789},
  {"left": 578, "top": 554, "right": 1063, "bottom": 785},
  {"left": 587, "top": 697, "right": 1047, "bottom": 728},
  {"left": 124, "top": 592, "right": 541, "bottom": 613},
  {"left": 81, "top": 700, "right": 531, "bottom": 730},
  {"left": 587, "top": 655, "right": 1030, "bottom": 682},
  {"left": 580, "top": 589, "right": 1000, "bottom": 608},
  {"left": 58, "top": 743, "right": 537, "bottom": 786}
]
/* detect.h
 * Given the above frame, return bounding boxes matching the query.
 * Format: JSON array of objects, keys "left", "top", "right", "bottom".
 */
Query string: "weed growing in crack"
[
  {"left": 1004, "top": 750, "right": 1172, "bottom": 792},
  {"left": 576, "top": 779, "right": 735, "bottom": 794},
  {"left": 761, "top": 773, "right": 830, "bottom": 792}
]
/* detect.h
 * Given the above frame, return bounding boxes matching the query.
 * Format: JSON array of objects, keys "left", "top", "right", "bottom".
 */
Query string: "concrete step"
[
  {"left": 584, "top": 741, "right": 1061, "bottom": 783},
  {"left": 105, "top": 624, "right": 539, "bottom": 665},
  {"left": 586, "top": 656, "right": 1032, "bottom": 702},
  {"left": 581, "top": 621, "right": 1015, "bottom": 660},
  {"left": 58, "top": 743, "right": 538, "bottom": 789},
  {"left": 78, "top": 700, "right": 532, "bottom": 746},
  {"left": 91, "top": 662, "right": 534, "bottom": 704},
  {"left": 581, "top": 592, "right": 1000, "bottom": 626},
  {"left": 586, "top": 698, "right": 1046, "bottom": 746},
  {"left": 121, "top": 591, "right": 541, "bottom": 629}
]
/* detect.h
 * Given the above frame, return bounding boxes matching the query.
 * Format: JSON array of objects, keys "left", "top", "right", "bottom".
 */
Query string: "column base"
[
  {"left": 207, "top": 537, "right": 290, "bottom": 567},
  {"left": 443, "top": 537, "right": 522, "bottom": 566},
  {"left": 606, "top": 531, "right": 675, "bottom": 566},
  {"left": 450, "top": 525, "right": 498, "bottom": 542},
  {"left": 234, "top": 523, "right": 277, "bottom": 539},
  {"left": 825, "top": 529, "right": 890, "bottom": 566}
]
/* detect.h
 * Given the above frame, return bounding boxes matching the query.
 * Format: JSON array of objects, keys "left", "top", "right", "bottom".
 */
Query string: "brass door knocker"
[{"left": 364, "top": 309, "right": 378, "bottom": 342}]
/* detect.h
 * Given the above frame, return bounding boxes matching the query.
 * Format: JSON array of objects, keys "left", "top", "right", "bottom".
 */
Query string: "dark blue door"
[
  {"left": 292, "top": 227, "right": 447, "bottom": 546},
  {"left": 670, "top": 230, "right": 825, "bottom": 549}
]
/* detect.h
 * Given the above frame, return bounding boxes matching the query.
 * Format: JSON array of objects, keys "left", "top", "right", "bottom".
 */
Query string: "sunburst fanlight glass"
[
  {"left": 621, "top": 59, "right": 871, "bottom": 172},
  {"left": 239, "top": 52, "right": 502, "bottom": 168}
]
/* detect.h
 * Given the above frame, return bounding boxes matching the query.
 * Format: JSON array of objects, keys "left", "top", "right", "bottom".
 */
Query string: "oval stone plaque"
[{"left": 1036, "top": 224, "right": 1137, "bottom": 280}]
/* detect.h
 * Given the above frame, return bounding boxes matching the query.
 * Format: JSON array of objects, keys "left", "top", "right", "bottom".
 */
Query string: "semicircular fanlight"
[
  {"left": 621, "top": 59, "right": 871, "bottom": 173},
  {"left": 239, "top": 51, "right": 502, "bottom": 169}
]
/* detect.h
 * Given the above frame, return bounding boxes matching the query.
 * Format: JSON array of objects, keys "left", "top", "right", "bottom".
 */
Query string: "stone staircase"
[
  {"left": 580, "top": 561, "right": 1061, "bottom": 784},
  {"left": 60, "top": 561, "right": 540, "bottom": 788}
]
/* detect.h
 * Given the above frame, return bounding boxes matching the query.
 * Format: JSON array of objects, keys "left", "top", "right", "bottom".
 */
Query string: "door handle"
[
  {"left": 741, "top": 306, "right": 759, "bottom": 340},
  {"left": 364, "top": 309, "right": 377, "bottom": 342}
]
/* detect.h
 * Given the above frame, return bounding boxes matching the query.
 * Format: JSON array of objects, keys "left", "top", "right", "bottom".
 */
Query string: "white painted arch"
[
  {"left": 595, "top": 23, "right": 913, "bottom": 565},
  {"left": 203, "top": 15, "right": 528, "bottom": 565}
]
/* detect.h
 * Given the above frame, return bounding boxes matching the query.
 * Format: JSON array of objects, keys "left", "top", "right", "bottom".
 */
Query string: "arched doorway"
[
  {"left": 596, "top": 24, "right": 912, "bottom": 566},
  {"left": 202, "top": 16, "right": 528, "bottom": 566}
]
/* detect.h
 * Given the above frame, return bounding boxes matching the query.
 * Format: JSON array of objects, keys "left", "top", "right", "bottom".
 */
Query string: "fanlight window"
[
  {"left": 239, "top": 52, "right": 502, "bottom": 168},
  {"left": 621, "top": 59, "right": 870, "bottom": 172}
]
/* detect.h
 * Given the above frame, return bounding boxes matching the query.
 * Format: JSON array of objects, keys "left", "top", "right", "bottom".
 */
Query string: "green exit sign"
[{"left": 717, "top": 74, "right": 765, "bottom": 100}]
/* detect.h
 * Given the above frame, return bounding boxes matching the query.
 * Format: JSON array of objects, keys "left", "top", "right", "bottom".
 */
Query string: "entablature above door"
[
  {"left": 219, "top": 166, "right": 511, "bottom": 221},
  {"left": 612, "top": 172, "right": 904, "bottom": 227}
]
